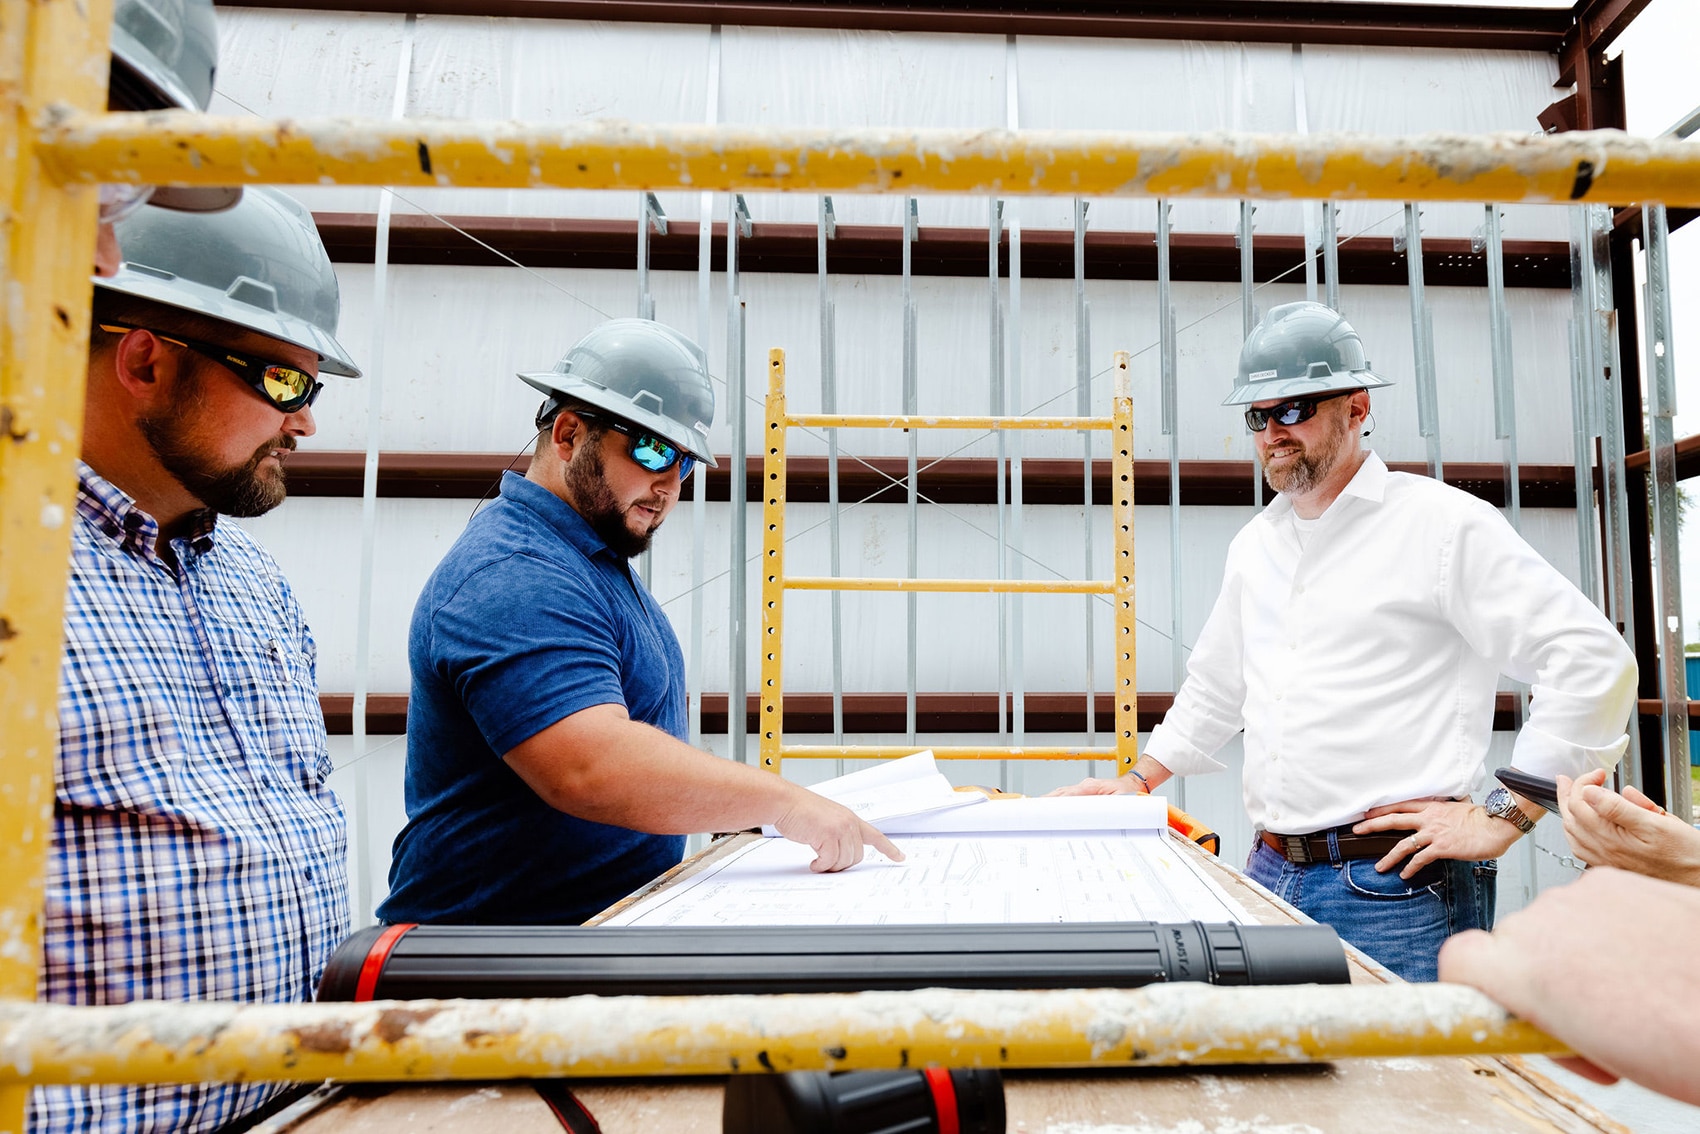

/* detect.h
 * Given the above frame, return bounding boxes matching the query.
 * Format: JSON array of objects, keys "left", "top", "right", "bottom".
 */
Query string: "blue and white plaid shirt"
[{"left": 33, "top": 463, "right": 349, "bottom": 1134}]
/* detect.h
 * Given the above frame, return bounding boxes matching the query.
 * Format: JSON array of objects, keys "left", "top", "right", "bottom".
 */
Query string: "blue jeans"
[{"left": 1245, "top": 836, "right": 1497, "bottom": 982}]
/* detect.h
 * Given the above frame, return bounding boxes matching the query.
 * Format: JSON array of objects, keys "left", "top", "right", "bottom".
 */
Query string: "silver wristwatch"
[{"left": 1483, "top": 786, "right": 1536, "bottom": 834}]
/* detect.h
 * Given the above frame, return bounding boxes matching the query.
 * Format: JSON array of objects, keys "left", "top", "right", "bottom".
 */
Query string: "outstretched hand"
[
  {"left": 1439, "top": 867, "right": 1700, "bottom": 1105},
  {"left": 772, "top": 792, "right": 905, "bottom": 873}
]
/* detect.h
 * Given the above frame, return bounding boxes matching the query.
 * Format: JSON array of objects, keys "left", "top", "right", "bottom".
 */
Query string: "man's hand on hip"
[
  {"left": 1353, "top": 798, "right": 1524, "bottom": 879},
  {"left": 773, "top": 792, "right": 905, "bottom": 873}
]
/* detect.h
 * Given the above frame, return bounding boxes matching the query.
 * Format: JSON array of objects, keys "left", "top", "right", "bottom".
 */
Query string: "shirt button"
[
  {"left": 1275, "top": 691, "right": 1284, "bottom": 701},
  {"left": 303, "top": 866, "right": 315, "bottom": 881},
  {"left": 1294, "top": 585, "right": 1305, "bottom": 595}
]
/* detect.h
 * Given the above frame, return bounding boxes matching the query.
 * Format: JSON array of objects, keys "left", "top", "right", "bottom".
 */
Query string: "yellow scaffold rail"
[
  {"left": 0, "top": 0, "right": 109, "bottom": 1127},
  {"left": 782, "top": 744, "right": 1118, "bottom": 762},
  {"left": 790, "top": 413, "right": 1111, "bottom": 431},
  {"left": 785, "top": 577, "right": 1113, "bottom": 594},
  {"left": 758, "top": 350, "right": 1137, "bottom": 772},
  {"left": 37, "top": 115, "right": 1700, "bottom": 207},
  {"left": 0, "top": 985, "right": 1567, "bottom": 1084}
]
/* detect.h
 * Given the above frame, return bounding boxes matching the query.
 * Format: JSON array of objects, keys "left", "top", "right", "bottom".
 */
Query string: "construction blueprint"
[{"left": 604, "top": 795, "right": 1250, "bottom": 927}]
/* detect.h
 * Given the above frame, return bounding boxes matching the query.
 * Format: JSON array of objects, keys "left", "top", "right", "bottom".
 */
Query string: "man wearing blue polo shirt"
[{"left": 381, "top": 320, "right": 900, "bottom": 926}]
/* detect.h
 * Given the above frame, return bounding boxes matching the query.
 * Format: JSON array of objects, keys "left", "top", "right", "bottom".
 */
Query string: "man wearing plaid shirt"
[{"left": 37, "top": 185, "right": 362, "bottom": 1133}]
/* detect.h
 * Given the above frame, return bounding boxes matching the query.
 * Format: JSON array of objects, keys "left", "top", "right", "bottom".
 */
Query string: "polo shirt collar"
[{"left": 499, "top": 470, "right": 620, "bottom": 563}]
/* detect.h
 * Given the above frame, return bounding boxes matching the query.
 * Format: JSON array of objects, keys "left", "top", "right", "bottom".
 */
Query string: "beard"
[
  {"left": 1259, "top": 407, "right": 1354, "bottom": 496},
  {"left": 564, "top": 441, "right": 664, "bottom": 559},
  {"left": 138, "top": 370, "right": 294, "bottom": 518}
]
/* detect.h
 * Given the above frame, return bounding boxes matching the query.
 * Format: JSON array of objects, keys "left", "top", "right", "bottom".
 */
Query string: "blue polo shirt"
[{"left": 378, "top": 472, "right": 687, "bottom": 925}]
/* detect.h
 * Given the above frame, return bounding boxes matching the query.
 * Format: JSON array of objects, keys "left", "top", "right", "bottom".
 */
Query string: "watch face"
[{"left": 1484, "top": 787, "right": 1532, "bottom": 832}]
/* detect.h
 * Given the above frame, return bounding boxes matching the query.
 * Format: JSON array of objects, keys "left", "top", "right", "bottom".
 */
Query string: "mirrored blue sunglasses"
[{"left": 580, "top": 412, "right": 697, "bottom": 480}]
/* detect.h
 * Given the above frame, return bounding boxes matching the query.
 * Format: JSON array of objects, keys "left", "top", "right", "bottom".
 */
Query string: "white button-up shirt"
[{"left": 1146, "top": 452, "right": 1636, "bottom": 834}]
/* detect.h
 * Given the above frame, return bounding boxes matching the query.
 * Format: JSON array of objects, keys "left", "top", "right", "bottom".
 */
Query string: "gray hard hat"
[
  {"left": 520, "top": 319, "right": 718, "bottom": 467},
  {"left": 109, "top": 0, "right": 240, "bottom": 212},
  {"left": 1223, "top": 301, "right": 1393, "bottom": 406},
  {"left": 97, "top": 186, "right": 361, "bottom": 377}
]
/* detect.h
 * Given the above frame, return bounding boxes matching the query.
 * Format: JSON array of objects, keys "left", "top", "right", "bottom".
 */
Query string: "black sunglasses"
[
  {"left": 99, "top": 323, "right": 323, "bottom": 413},
  {"left": 1244, "top": 390, "right": 1353, "bottom": 433},
  {"left": 577, "top": 411, "right": 697, "bottom": 480}
]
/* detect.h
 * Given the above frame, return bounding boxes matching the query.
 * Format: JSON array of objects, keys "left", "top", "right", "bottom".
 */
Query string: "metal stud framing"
[
  {"left": 1157, "top": 200, "right": 1185, "bottom": 809},
  {"left": 1641, "top": 204, "right": 1691, "bottom": 822},
  {"left": 726, "top": 193, "right": 752, "bottom": 762},
  {"left": 1074, "top": 200, "right": 1096, "bottom": 760},
  {"left": 1571, "top": 204, "right": 1642, "bottom": 788},
  {"left": 1400, "top": 203, "right": 1444, "bottom": 482}
]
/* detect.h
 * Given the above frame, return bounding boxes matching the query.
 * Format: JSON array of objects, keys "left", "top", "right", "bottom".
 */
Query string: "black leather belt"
[{"left": 1259, "top": 828, "right": 1409, "bottom": 866}]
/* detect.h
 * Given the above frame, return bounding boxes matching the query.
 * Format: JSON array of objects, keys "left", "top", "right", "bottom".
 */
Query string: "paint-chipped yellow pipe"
[
  {"left": 790, "top": 414, "right": 1110, "bottom": 431},
  {"left": 37, "top": 114, "right": 1700, "bottom": 206},
  {"left": 0, "top": 985, "right": 1565, "bottom": 1086},
  {"left": 782, "top": 745, "right": 1118, "bottom": 761},
  {"left": 786, "top": 577, "right": 1112, "bottom": 594}
]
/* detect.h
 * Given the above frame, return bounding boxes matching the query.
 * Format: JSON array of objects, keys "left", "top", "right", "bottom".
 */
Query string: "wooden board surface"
[{"left": 279, "top": 834, "right": 1631, "bottom": 1134}]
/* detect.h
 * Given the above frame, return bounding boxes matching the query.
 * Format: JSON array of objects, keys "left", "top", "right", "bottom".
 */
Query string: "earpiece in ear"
[{"left": 1361, "top": 412, "right": 1376, "bottom": 438}]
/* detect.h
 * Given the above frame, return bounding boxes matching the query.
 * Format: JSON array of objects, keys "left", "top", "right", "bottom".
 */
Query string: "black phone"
[{"left": 1494, "top": 767, "right": 1561, "bottom": 813}]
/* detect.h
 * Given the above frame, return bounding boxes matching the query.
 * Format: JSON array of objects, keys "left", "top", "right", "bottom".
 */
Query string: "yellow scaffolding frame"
[
  {"left": 35, "top": 0, "right": 1700, "bottom": 1104},
  {"left": 757, "top": 349, "right": 1138, "bottom": 773}
]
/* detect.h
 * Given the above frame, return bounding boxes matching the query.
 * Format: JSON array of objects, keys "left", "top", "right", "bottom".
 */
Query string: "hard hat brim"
[
  {"left": 97, "top": 269, "right": 363, "bottom": 379},
  {"left": 1220, "top": 370, "right": 1393, "bottom": 406},
  {"left": 519, "top": 371, "right": 720, "bottom": 468}
]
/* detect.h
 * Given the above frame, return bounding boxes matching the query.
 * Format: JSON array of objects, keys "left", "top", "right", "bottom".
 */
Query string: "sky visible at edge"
[{"left": 1610, "top": 1, "right": 1700, "bottom": 646}]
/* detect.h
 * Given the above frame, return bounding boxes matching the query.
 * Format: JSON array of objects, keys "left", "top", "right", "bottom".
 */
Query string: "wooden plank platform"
[{"left": 271, "top": 835, "right": 1630, "bottom": 1133}]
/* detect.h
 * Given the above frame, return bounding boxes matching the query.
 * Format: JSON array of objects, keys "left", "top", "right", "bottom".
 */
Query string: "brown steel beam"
[
  {"left": 285, "top": 451, "right": 1582, "bottom": 508},
  {"left": 315, "top": 213, "right": 1573, "bottom": 288},
  {"left": 1571, "top": 0, "right": 1653, "bottom": 58},
  {"left": 1626, "top": 431, "right": 1700, "bottom": 480},
  {"left": 323, "top": 692, "right": 1580, "bottom": 737},
  {"left": 218, "top": 1, "right": 1572, "bottom": 50},
  {"left": 321, "top": 694, "right": 411, "bottom": 735},
  {"left": 1556, "top": 8, "right": 1636, "bottom": 132}
]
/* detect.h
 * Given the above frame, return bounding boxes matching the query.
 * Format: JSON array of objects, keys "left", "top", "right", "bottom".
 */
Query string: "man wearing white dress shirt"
[{"left": 1058, "top": 301, "right": 1636, "bottom": 981}]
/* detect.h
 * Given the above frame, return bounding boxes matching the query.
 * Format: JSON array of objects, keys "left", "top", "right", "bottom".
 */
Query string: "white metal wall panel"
[
  {"left": 304, "top": 261, "right": 1579, "bottom": 464},
  {"left": 721, "top": 27, "right": 1006, "bottom": 228},
  {"left": 1298, "top": 45, "right": 1567, "bottom": 242},
  {"left": 213, "top": 11, "right": 407, "bottom": 214},
  {"left": 1014, "top": 37, "right": 1304, "bottom": 235},
  {"left": 219, "top": 10, "right": 1569, "bottom": 240}
]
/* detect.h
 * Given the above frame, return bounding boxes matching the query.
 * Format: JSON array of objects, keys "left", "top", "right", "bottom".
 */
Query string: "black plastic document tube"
[{"left": 319, "top": 921, "right": 1349, "bottom": 1001}]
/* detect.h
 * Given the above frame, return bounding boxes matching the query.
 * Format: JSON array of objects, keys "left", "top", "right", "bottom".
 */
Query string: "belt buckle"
[{"left": 1282, "top": 834, "right": 1313, "bottom": 865}]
